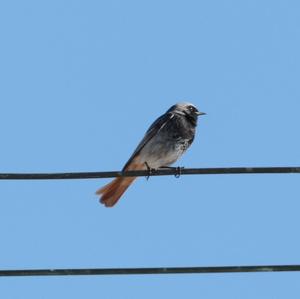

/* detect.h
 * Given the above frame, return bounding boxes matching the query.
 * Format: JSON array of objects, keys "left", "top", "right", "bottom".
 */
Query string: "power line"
[
  {"left": 1, "top": 264, "right": 300, "bottom": 277},
  {"left": 0, "top": 166, "right": 299, "bottom": 180}
]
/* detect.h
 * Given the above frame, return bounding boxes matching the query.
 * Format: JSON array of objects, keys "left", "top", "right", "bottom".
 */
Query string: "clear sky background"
[{"left": 0, "top": 0, "right": 300, "bottom": 298}]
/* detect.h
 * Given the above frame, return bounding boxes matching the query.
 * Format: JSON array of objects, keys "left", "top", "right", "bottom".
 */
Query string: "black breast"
[{"left": 165, "top": 113, "right": 196, "bottom": 143}]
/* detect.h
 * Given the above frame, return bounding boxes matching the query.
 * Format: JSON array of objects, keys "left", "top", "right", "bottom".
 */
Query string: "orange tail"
[{"left": 96, "top": 177, "right": 136, "bottom": 207}]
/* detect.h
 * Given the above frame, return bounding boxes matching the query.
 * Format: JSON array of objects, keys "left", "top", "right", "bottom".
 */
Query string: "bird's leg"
[
  {"left": 159, "top": 166, "right": 185, "bottom": 178},
  {"left": 144, "top": 162, "right": 156, "bottom": 180}
]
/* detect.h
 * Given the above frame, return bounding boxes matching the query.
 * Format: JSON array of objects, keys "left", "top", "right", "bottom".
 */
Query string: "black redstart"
[{"left": 96, "top": 102, "right": 205, "bottom": 207}]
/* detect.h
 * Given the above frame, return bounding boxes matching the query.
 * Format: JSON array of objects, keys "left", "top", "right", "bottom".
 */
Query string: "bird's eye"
[{"left": 188, "top": 106, "right": 195, "bottom": 112}]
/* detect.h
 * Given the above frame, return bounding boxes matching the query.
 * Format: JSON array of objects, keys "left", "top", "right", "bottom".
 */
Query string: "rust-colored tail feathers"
[
  {"left": 96, "top": 176, "right": 136, "bottom": 207},
  {"left": 96, "top": 163, "right": 142, "bottom": 207}
]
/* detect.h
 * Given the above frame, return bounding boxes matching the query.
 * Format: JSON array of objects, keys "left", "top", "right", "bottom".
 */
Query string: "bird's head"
[{"left": 167, "top": 102, "right": 206, "bottom": 125}]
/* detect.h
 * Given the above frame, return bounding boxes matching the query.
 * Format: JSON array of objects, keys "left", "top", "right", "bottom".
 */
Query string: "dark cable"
[
  {"left": 0, "top": 167, "right": 299, "bottom": 180},
  {"left": 1, "top": 264, "right": 300, "bottom": 277}
]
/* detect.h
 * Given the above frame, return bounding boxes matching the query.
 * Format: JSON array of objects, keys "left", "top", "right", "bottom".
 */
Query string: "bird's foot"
[
  {"left": 160, "top": 166, "right": 185, "bottom": 178},
  {"left": 175, "top": 166, "right": 184, "bottom": 178},
  {"left": 144, "top": 162, "right": 156, "bottom": 180}
]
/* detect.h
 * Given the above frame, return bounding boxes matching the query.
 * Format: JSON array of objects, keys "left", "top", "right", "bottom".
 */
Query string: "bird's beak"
[{"left": 196, "top": 111, "right": 206, "bottom": 116}]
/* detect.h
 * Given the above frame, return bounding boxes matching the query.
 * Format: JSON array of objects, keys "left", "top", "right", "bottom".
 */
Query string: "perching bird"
[{"left": 96, "top": 102, "right": 206, "bottom": 207}]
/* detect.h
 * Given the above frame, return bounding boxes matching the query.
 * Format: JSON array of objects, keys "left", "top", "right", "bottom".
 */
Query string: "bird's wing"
[{"left": 122, "top": 112, "right": 175, "bottom": 170}]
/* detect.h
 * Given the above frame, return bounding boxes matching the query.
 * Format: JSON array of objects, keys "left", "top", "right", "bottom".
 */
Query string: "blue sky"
[{"left": 0, "top": 0, "right": 300, "bottom": 298}]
